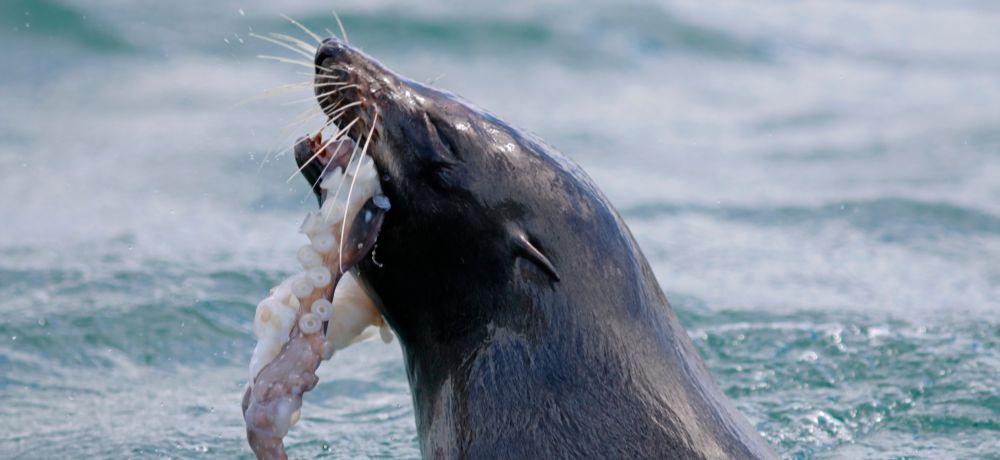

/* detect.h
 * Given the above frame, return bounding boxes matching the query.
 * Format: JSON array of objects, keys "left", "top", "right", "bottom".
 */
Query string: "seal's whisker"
[
  {"left": 325, "top": 96, "right": 345, "bottom": 114},
  {"left": 312, "top": 85, "right": 360, "bottom": 101},
  {"left": 317, "top": 65, "right": 351, "bottom": 73},
  {"left": 323, "top": 100, "right": 363, "bottom": 119},
  {"left": 280, "top": 14, "right": 323, "bottom": 44},
  {"left": 313, "top": 81, "right": 353, "bottom": 89},
  {"left": 323, "top": 139, "right": 359, "bottom": 222},
  {"left": 313, "top": 72, "right": 350, "bottom": 83},
  {"left": 287, "top": 117, "right": 359, "bottom": 183},
  {"left": 308, "top": 116, "right": 360, "bottom": 192},
  {"left": 258, "top": 55, "right": 317, "bottom": 69},
  {"left": 250, "top": 33, "right": 313, "bottom": 60},
  {"left": 281, "top": 112, "right": 343, "bottom": 147},
  {"left": 299, "top": 79, "right": 351, "bottom": 88},
  {"left": 310, "top": 68, "right": 353, "bottom": 82},
  {"left": 269, "top": 32, "right": 316, "bottom": 54},
  {"left": 277, "top": 108, "right": 332, "bottom": 142},
  {"left": 255, "top": 130, "right": 308, "bottom": 175},
  {"left": 291, "top": 76, "right": 352, "bottom": 91},
  {"left": 300, "top": 153, "right": 336, "bottom": 203},
  {"left": 282, "top": 85, "right": 360, "bottom": 106},
  {"left": 339, "top": 111, "right": 379, "bottom": 272},
  {"left": 312, "top": 63, "right": 352, "bottom": 74},
  {"left": 333, "top": 10, "right": 350, "bottom": 44},
  {"left": 269, "top": 142, "right": 298, "bottom": 161},
  {"left": 309, "top": 144, "right": 338, "bottom": 191},
  {"left": 286, "top": 80, "right": 329, "bottom": 88},
  {"left": 233, "top": 78, "right": 342, "bottom": 107},
  {"left": 282, "top": 95, "right": 325, "bottom": 107},
  {"left": 324, "top": 116, "right": 368, "bottom": 222},
  {"left": 242, "top": 80, "right": 350, "bottom": 109},
  {"left": 277, "top": 117, "right": 323, "bottom": 144},
  {"left": 262, "top": 79, "right": 340, "bottom": 90},
  {"left": 427, "top": 73, "right": 447, "bottom": 85},
  {"left": 318, "top": 88, "right": 358, "bottom": 106},
  {"left": 296, "top": 105, "right": 322, "bottom": 119},
  {"left": 258, "top": 55, "right": 341, "bottom": 75},
  {"left": 311, "top": 108, "right": 342, "bottom": 132},
  {"left": 281, "top": 106, "right": 323, "bottom": 130},
  {"left": 234, "top": 84, "right": 307, "bottom": 107},
  {"left": 318, "top": 114, "right": 356, "bottom": 146},
  {"left": 255, "top": 124, "right": 320, "bottom": 174}
]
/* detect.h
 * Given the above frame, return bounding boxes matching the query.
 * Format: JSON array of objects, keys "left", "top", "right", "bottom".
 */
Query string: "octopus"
[{"left": 241, "top": 134, "right": 390, "bottom": 459}]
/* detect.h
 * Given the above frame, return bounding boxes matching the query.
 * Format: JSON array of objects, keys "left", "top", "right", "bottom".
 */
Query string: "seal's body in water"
[{"left": 310, "top": 36, "right": 777, "bottom": 459}]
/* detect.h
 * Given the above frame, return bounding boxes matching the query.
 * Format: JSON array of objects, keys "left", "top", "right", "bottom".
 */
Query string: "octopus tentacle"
[{"left": 243, "top": 133, "right": 389, "bottom": 459}]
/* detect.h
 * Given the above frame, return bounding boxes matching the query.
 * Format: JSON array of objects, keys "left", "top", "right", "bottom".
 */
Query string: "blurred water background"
[{"left": 1, "top": 0, "right": 999, "bottom": 458}]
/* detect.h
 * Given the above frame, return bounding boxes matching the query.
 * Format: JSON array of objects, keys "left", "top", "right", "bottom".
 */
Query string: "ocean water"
[{"left": 1, "top": 0, "right": 999, "bottom": 458}]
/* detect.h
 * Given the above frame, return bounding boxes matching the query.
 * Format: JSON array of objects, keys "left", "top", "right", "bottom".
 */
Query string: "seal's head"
[
  {"left": 313, "top": 37, "right": 505, "bottom": 203},
  {"left": 310, "top": 37, "right": 570, "bottom": 347}
]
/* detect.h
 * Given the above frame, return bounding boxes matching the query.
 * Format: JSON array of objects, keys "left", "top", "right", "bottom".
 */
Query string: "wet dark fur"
[{"left": 312, "top": 38, "right": 777, "bottom": 459}]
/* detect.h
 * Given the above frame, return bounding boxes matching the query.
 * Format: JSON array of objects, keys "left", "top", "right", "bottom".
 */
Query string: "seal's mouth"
[
  {"left": 293, "top": 133, "right": 354, "bottom": 205},
  {"left": 292, "top": 36, "right": 397, "bottom": 208}
]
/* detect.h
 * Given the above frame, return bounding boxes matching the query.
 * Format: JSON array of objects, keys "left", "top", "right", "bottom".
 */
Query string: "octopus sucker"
[
  {"left": 290, "top": 276, "right": 313, "bottom": 299},
  {"left": 298, "top": 313, "right": 322, "bottom": 334},
  {"left": 306, "top": 266, "right": 332, "bottom": 288},
  {"left": 296, "top": 245, "right": 323, "bottom": 269},
  {"left": 309, "top": 232, "right": 336, "bottom": 253},
  {"left": 243, "top": 132, "right": 390, "bottom": 460},
  {"left": 311, "top": 298, "right": 334, "bottom": 321}
]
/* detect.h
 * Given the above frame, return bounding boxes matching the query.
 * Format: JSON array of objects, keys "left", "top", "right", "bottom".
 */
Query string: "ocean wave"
[
  {"left": 258, "top": 4, "right": 767, "bottom": 65},
  {"left": 0, "top": 0, "right": 131, "bottom": 52},
  {"left": 623, "top": 198, "right": 1000, "bottom": 239}
]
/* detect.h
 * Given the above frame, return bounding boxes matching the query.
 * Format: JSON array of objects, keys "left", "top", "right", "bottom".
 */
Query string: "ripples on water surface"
[{"left": 1, "top": 0, "right": 999, "bottom": 458}]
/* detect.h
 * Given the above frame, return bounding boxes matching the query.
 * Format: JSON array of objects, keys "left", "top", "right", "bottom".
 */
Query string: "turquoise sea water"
[{"left": 2, "top": 1, "right": 999, "bottom": 458}]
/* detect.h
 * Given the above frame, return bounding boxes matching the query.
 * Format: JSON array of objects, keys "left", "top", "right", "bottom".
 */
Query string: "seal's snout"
[
  {"left": 315, "top": 37, "right": 347, "bottom": 69},
  {"left": 313, "top": 37, "right": 359, "bottom": 121}
]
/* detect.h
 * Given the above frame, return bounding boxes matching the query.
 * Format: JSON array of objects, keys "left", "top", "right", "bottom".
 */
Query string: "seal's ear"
[{"left": 514, "top": 233, "right": 560, "bottom": 282}]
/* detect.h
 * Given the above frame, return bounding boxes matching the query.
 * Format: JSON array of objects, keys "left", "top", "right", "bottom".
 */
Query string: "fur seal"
[{"left": 305, "top": 36, "right": 777, "bottom": 459}]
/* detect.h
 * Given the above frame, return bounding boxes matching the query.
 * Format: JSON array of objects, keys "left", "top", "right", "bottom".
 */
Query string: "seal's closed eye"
[
  {"left": 411, "top": 112, "right": 465, "bottom": 190},
  {"left": 423, "top": 112, "right": 462, "bottom": 162}
]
